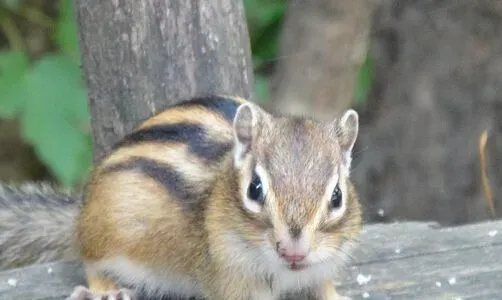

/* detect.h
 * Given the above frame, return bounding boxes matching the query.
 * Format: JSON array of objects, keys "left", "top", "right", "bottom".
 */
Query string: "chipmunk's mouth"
[{"left": 287, "top": 261, "right": 308, "bottom": 271}]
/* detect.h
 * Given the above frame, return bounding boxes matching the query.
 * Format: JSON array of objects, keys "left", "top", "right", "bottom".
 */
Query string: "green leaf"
[
  {"left": 22, "top": 106, "right": 91, "bottom": 187},
  {"left": 254, "top": 75, "right": 270, "bottom": 103},
  {"left": 18, "top": 54, "right": 91, "bottom": 187},
  {"left": 244, "top": 0, "right": 286, "bottom": 70},
  {"left": 354, "top": 54, "right": 374, "bottom": 104},
  {"left": 56, "top": 0, "right": 80, "bottom": 62},
  {"left": 250, "top": 16, "right": 283, "bottom": 69},
  {"left": 0, "top": 51, "right": 29, "bottom": 117},
  {"left": 244, "top": 0, "right": 285, "bottom": 32},
  {"left": 2, "top": 0, "right": 20, "bottom": 11}
]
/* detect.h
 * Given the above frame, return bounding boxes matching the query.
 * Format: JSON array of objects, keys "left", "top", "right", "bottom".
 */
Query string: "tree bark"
[
  {"left": 269, "top": 0, "right": 373, "bottom": 120},
  {"left": 353, "top": 0, "right": 502, "bottom": 225},
  {"left": 75, "top": 0, "right": 254, "bottom": 161}
]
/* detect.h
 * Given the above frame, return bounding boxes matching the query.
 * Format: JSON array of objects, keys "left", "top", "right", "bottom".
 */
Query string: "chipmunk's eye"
[
  {"left": 248, "top": 171, "right": 264, "bottom": 204},
  {"left": 330, "top": 184, "right": 342, "bottom": 209}
]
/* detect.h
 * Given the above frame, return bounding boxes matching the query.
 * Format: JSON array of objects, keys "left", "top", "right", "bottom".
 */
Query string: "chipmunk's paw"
[{"left": 66, "top": 285, "right": 136, "bottom": 300}]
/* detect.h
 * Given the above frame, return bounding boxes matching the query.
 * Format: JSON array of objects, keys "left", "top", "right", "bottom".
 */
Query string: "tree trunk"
[
  {"left": 75, "top": 0, "right": 254, "bottom": 161},
  {"left": 269, "top": 0, "right": 373, "bottom": 120},
  {"left": 353, "top": 0, "right": 502, "bottom": 225}
]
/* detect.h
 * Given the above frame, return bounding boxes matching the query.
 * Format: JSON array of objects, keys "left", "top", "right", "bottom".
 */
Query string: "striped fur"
[
  {"left": 74, "top": 95, "right": 362, "bottom": 300},
  {"left": 0, "top": 95, "right": 243, "bottom": 273},
  {"left": 91, "top": 95, "right": 245, "bottom": 216},
  {"left": 0, "top": 95, "right": 362, "bottom": 300}
]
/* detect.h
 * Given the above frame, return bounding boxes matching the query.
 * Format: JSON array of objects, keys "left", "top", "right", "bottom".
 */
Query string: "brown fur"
[{"left": 74, "top": 95, "right": 362, "bottom": 300}]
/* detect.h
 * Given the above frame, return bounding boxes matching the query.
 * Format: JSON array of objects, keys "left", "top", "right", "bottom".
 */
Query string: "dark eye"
[
  {"left": 330, "top": 184, "right": 342, "bottom": 209},
  {"left": 247, "top": 171, "right": 264, "bottom": 204}
]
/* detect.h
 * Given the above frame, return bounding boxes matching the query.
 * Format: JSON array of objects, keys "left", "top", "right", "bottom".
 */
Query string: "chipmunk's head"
[{"left": 231, "top": 102, "right": 361, "bottom": 271}]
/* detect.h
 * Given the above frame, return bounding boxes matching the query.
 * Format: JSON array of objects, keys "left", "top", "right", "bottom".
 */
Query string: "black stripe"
[
  {"left": 102, "top": 157, "right": 207, "bottom": 211},
  {"left": 113, "top": 123, "right": 233, "bottom": 161},
  {"left": 170, "top": 96, "right": 241, "bottom": 123}
]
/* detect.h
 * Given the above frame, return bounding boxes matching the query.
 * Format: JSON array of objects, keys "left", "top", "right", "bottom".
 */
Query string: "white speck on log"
[
  {"left": 7, "top": 278, "right": 17, "bottom": 287},
  {"left": 377, "top": 208, "right": 385, "bottom": 217},
  {"left": 356, "top": 274, "right": 372, "bottom": 285}
]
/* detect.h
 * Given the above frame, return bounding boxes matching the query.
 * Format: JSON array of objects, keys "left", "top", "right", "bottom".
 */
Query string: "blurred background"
[{"left": 0, "top": 0, "right": 500, "bottom": 226}]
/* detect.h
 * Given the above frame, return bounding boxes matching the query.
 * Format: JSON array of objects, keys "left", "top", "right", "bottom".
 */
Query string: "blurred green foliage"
[
  {"left": 0, "top": 0, "right": 90, "bottom": 188},
  {"left": 244, "top": 0, "right": 285, "bottom": 103},
  {"left": 243, "top": 0, "right": 374, "bottom": 104},
  {"left": 0, "top": 0, "right": 373, "bottom": 188},
  {"left": 354, "top": 54, "right": 374, "bottom": 105}
]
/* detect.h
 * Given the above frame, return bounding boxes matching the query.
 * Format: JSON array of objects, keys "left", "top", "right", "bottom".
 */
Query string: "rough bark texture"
[
  {"left": 75, "top": 0, "right": 254, "bottom": 161},
  {"left": 269, "top": 0, "right": 373, "bottom": 120},
  {"left": 353, "top": 0, "right": 502, "bottom": 225}
]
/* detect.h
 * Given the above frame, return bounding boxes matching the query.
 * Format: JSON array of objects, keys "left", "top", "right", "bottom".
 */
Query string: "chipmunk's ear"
[
  {"left": 337, "top": 109, "right": 359, "bottom": 168},
  {"left": 232, "top": 102, "right": 268, "bottom": 165}
]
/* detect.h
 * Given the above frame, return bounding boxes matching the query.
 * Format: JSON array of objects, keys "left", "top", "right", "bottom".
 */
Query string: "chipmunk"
[{"left": 0, "top": 95, "right": 362, "bottom": 300}]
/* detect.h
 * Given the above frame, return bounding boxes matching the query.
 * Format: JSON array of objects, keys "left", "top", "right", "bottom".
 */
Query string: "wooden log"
[
  {"left": 338, "top": 221, "right": 502, "bottom": 299},
  {"left": 75, "top": 0, "right": 254, "bottom": 161},
  {"left": 1, "top": 220, "right": 500, "bottom": 299}
]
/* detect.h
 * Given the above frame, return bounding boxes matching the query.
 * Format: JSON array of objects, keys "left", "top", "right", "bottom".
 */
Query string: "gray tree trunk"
[
  {"left": 269, "top": 0, "right": 373, "bottom": 120},
  {"left": 75, "top": 0, "right": 254, "bottom": 161},
  {"left": 353, "top": 0, "right": 502, "bottom": 225}
]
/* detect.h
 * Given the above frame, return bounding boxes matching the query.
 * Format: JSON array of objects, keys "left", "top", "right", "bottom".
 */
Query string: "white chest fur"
[
  {"left": 91, "top": 256, "right": 206, "bottom": 298},
  {"left": 91, "top": 236, "right": 353, "bottom": 299},
  {"left": 218, "top": 232, "right": 354, "bottom": 297}
]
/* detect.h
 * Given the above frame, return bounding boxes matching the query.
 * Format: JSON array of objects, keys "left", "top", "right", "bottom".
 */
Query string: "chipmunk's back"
[
  {"left": 94, "top": 95, "right": 246, "bottom": 194},
  {"left": 77, "top": 95, "right": 246, "bottom": 267},
  {"left": 114, "top": 95, "right": 246, "bottom": 163}
]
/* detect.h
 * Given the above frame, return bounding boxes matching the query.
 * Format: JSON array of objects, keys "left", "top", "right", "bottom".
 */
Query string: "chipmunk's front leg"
[
  {"left": 207, "top": 287, "right": 274, "bottom": 300},
  {"left": 206, "top": 269, "right": 275, "bottom": 300},
  {"left": 68, "top": 286, "right": 136, "bottom": 300},
  {"left": 315, "top": 281, "right": 351, "bottom": 300},
  {"left": 67, "top": 268, "right": 137, "bottom": 300}
]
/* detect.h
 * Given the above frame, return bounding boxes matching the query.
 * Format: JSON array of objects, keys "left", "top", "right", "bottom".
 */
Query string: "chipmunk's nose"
[
  {"left": 276, "top": 232, "right": 310, "bottom": 265},
  {"left": 280, "top": 252, "right": 307, "bottom": 263},
  {"left": 278, "top": 245, "right": 310, "bottom": 267}
]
